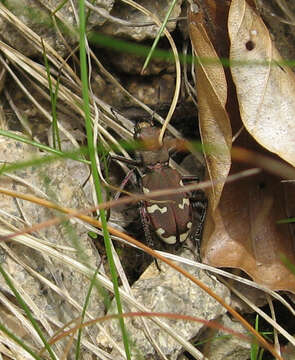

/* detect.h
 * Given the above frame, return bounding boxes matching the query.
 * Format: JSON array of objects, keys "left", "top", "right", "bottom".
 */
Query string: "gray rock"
[
  {"left": 0, "top": 136, "right": 104, "bottom": 356},
  {"left": 198, "top": 314, "right": 251, "bottom": 360},
  {"left": 0, "top": 0, "right": 114, "bottom": 56},
  {"left": 100, "top": 0, "right": 183, "bottom": 41},
  {"left": 99, "top": 250, "right": 230, "bottom": 359}
]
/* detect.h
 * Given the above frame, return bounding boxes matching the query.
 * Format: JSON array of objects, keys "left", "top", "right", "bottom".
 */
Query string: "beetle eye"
[
  {"left": 134, "top": 129, "right": 141, "bottom": 140},
  {"left": 134, "top": 121, "right": 151, "bottom": 139},
  {"left": 139, "top": 121, "right": 150, "bottom": 128},
  {"left": 137, "top": 122, "right": 151, "bottom": 131}
]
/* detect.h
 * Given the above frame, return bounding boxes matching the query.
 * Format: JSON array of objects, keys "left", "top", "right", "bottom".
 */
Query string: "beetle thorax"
[{"left": 140, "top": 146, "right": 169, "bottom": 168}]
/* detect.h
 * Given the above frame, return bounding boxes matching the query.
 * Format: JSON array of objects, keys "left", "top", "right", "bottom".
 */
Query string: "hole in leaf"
[
  {"left": 258, "top": 181, "right": 266, "bottom": 190},
  {"left": 245, "top": 40, "right": 255, "bottom": 50}
]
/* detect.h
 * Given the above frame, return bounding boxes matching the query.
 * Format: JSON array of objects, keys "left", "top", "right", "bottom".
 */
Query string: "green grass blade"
[
  {"left": 142, "top": 0, "right": 179, "bottom": 72},
  {"left": 280, "top": 254, "right": 295, "bottom": 275},
  {"left": 52, "top": 0, "right": 70, "bottom": 15},
  {"left": 78, "top": 1, "right": 131, "bottom": 359},
  {"left": 75, "top": 267, "right": 99, "bottom": 359},
  {"left": 258, "top": 348, "right": 264, "bottom": 360},
  {"left": 0, "top": 130, "right": 90, "bottom": 164},
  {"left": 0, "top": 264, "right": 57, "bottom": 360},
  {"left": 88, "top": 31, "right": 173, "bottom": 60},
  {"left": 250, "top": 315, "right": 259, "bottom": 360},
  {"left": 0, "top": 148, "right": 90, "bottom": 177},
  {"left": 0, "top": 321, "right": 43, "bottom": 360},
  {"left": 277, "top": 217, "right": 295, "bottom": 224}
]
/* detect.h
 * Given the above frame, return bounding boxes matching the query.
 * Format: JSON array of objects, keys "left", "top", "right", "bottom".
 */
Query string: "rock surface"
[
  {"left": 99, "top": 250, "right": 231, "bottom": 359},
  {"left": 0, "top": 135, "right": 104, "bottom": 357},
  {"left": 0, "top": 0, "right": 114, "bottom": 56},
  {"left": 100, "top": 0, "right": 183, "bottom": 41}
]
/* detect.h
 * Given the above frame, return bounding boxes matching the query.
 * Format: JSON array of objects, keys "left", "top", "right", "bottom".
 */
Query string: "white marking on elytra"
[
  {"left": 180, "top": 231, "right": 189, "bottom": 242},
  {"left": 179, "top": 179, "right": 184, "bottom": 186},
  {"left": 156, "top": 227, "right": 165, "bottom": 236},
  {"left": 156, "top": 228, "right": 177, "bottom": 244},
  {"left": 147, "top": 204, "right": 168, "bottom": 214},
  {"left": 164, "top": 235, "right": 177, "bottom": 244},
  {"left": 143, "top": 187, "right": 150, "bottom": 194},
  {"left": 179, "top": 222, "right": 192, "bottom": 242},
  {"left": 178, "top": 198, "right": 190, "bottom": 209}
]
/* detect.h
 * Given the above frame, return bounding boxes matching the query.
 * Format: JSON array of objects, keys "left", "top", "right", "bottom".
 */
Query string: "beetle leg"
[
  {"left": 183, "top": 236, "right": 201, "bottom": 261},
  {"left": 111, "top": 154, "right": 141, "bottom": 167},
  {"left": 138, "top": 202, "right": 154, "bottom": 248},
  {"left": 180, "top": 176, "right": 199, "bottom": 201},
  {"left": 138, "top": 201, "right": 162, "bottom": 271},
  {"left": 190, "top": 190, "right": 207, "bottom": 215},
  {"left": 191, "top": 192, "right": 207, "bottom": 254},
  {"left": 181, "top": 175, "right": 199, "bottom": 182},
  {"left": 113, "top": 168, "right": 136, "bottom": 201}
]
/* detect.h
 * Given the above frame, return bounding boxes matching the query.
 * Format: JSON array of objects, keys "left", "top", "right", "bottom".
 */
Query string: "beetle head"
[{"left": 134, "top": 121, "right": 162, "bottom": 151}]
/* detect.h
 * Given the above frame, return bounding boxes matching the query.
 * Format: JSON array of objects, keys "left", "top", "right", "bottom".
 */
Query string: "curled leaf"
[
  {"left": 229, "top": 0, "right": 295, "bottom": 167},
  {"left": 202, "top": 165, "right": 295, "bottom": 293},
  {"left": 188, "top": 2, "right": 232, "bottom": 212}
]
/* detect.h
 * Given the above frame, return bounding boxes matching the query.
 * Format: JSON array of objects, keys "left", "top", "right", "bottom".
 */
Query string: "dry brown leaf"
[
  {"left": 188, "top": 3, "right": 232, "bottom": 211},
  {"left": 201, "top": 161, "right": 295, "bottom": 293},
  {"left": 229, "top": 0, "right": 295, "bottom": 167},
  {"left": 189, "top": 1, "right": 295, "bottom": 293},
  {"left": 201, "top": 125, "right": 295, "bottom": 292}
]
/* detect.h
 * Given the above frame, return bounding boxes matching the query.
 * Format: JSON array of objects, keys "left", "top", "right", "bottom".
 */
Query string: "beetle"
[{"left": 133, "top": 121, "right": 194, "bottom": 245}]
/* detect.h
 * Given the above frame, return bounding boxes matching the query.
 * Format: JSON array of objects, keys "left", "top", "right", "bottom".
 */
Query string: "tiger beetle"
[{"left": 113, "top": 121, "right": 206, "bottom": 248}]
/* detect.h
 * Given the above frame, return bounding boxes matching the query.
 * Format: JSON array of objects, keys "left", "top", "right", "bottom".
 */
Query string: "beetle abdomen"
[{"left": 142, "top": 168, "right": 192, "bottom": 244}]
